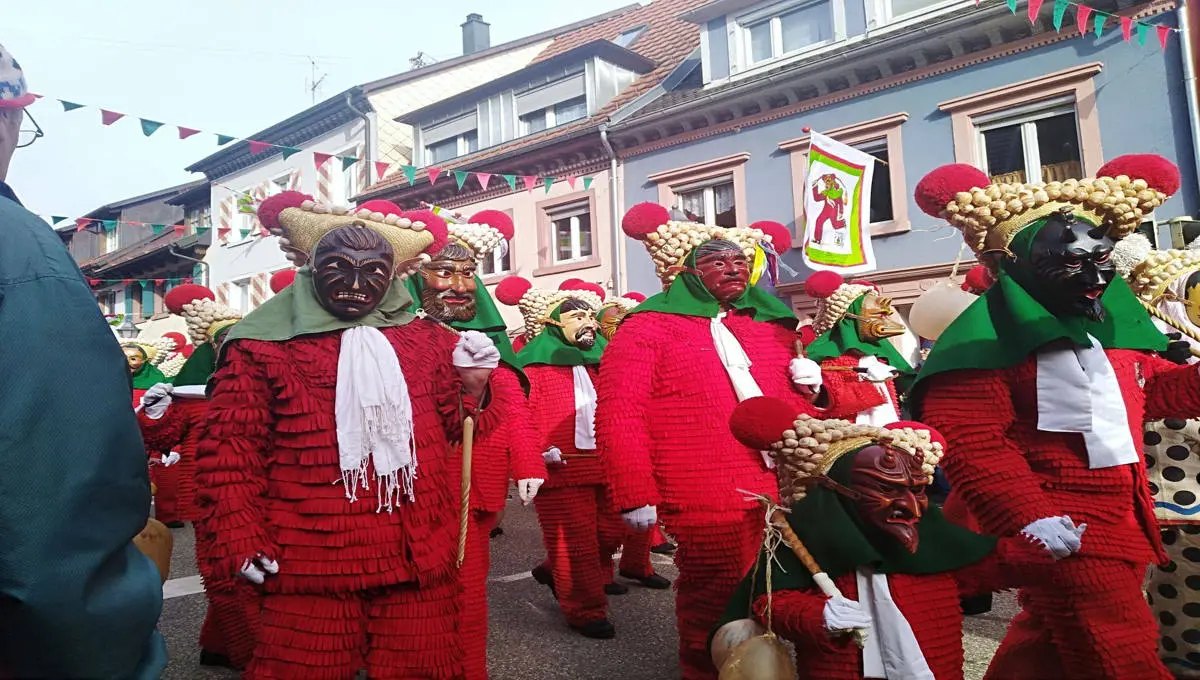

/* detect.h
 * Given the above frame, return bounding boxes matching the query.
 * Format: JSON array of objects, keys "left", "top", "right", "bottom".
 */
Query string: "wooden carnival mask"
[
  {"left": 694, "top": 239, "right": 750, "bottom": 304},
  {"left": 312, "top": 224, "right": 395, "bottom": 321},
  {"left": 831, "top": 444, "right": 929, "bottom": 554},
  {"left": 554, "top": 298, "right": 599, "bottom": 350},
  {"left": 418, "top": 241, "right": 478, "bottom": 323},
  {"left": 122, "top": 345, "right": 147, "bottom": 373},
  {"left": 848, "top": 292, "right": 905, "bottom": 342},
  {"left": 597, "top": 305, "right": 627, "bottom": 342},
  {"left": 1026, "top": 209, "right": 1116, "bottom": 322}
]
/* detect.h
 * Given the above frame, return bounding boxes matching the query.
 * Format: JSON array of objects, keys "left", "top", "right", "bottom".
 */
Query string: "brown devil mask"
[
  {"left": 827, "top": 444, "right": 929, "bottom": 554},
  {"left": 418, "top": 241, "right": 478, "bottom": 323},
  {"left": 847, "top": 291, "right": 906, "bottom": 342},
  {"left": 312, "top": 224, "right": 395, "bottom": 320}
]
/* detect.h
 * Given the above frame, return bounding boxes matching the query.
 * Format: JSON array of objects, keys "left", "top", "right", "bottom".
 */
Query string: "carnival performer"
[
  {"left": 122, "top": 340, "right": 168, "bottom": 407},
  {"left": 912, "top": 155, "right": 1199, "bottom": 679},
  {"left": 135, "top": 284, "right": 256, "bottom": 669},
  {"left": 1112, "top": 233, "right": 1200, "bottom": 678},
  {"left": 197, "top": 192, "right": 502, "bottom": 679},
  {"left": 398, "top": 204, "right": 545, "bottom": 679},
  {"left": 497, "top": 276, "right": 665, "bottom": 639},
  {"left": 801, "top": 272, "right": 913, "bottom": 425},
  {"left": 710, "top": 397, "right": 1071, "bottom": 679},
  {"left": 596, "top": 203, "right": 836, "bottom": 678}
]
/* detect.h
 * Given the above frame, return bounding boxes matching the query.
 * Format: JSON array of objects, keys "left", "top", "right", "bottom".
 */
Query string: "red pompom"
[
  {"left": 469, "top": 209, "right": 515, "bottom": 241},
  {"left": 495, "top": 276, "right": 532, "bottom": 306},
  {"left": 625, "top": 291, "right": 647, "bottom": 303},
  {"left": 962, "top": 265, "right": 994, "bottom": 293},
  {"left": 404, "top": 209, "right": 449, "bottom": 255},
  {"left": 798, "top": 325, "right": 817, "bottom": 346},
  {"left": 180, "top": 344, "right": 195, "bottom": 358},
  {"left": 257, "top": 191, "right": 313, "bottom": 230},
  {"left": 622, "top": 202, "right": 670, "bottom": 239},
  {"left": 270, "top": 269, "right": 297, "bottom": 293},
  {"left": 357, "top": 199, "right": 404, "bottom": 216},
  {"left": 885, "top": 420, "right": 946, "bottom": 452},
  {"left": 803, "top": 271, "right": 844, "bottom": 299},
  {"left": 750, "top": 220, "right": 792, "bottom": 252},
  {"left": 164, "top": 284, "right": 215, "bottom": 314},
  {"left": 730, "top": 397, "right": 798, "bottom": 451},
  {"left": 161, "top": 331, "right": 187, "bottom": 351},
  {"left": 914, "top": 164, "right": 990, "bottom": 218},
  {"left": 560, "top": 279, "right": 606, "bottom": 302},
  {"left": 1096, "top": 154, "right": 1181, "bottom": 197}
]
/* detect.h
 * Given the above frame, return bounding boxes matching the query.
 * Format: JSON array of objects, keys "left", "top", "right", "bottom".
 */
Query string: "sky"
[{"left": 6, "top": 0, "right": 640, "bottom": 219}]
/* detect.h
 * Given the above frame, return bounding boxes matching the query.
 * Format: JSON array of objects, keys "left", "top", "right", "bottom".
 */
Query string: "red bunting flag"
[
  {"left": 100, "top": 109, "right": 125, "bottom": 126},
  {"left": 1159, "top": 25, "right": 1172, "bottom": 49},
  {"left": 522, "top": 175, "right": 538, "bottom": 192},
  {"left": 75, "top": 218, "right": 90, "bottom": 231},
  {"left": 173, "top": 224, "right": 186, "bottom": 235},
  {"left": 1077, "top": 4, "right": 1093, "bottom": 36},
  {"left": 475, "top": 172, "right": 492, "bottom": 190},
  {"left": 248, "top": 140, "right": 271, "bottom": 155},
  {"left": 178, "top": 126, "right": 201, "bottom": 140},
  {"left": 1120, "top": 16, "right": 1133, "bottom": 40},
  {"left": 1027, "top": 0, "right": 1044, "bottom": 22},
  {"left": 87, "top": 279, "right": 100, "bottom": 287},
  {"left": 374, "top": 161, "right": 390, "bottom": 180},
  {"left": 313, "top": 152, "right": 334, "bottom": 168},
  {"left": 428, "top": 168, "right": 442, "bottom": 184},
  {"left": 154, "top": 278, "right": 166, "bottom": 285},
  {"left": 566, "top": 176, "right": 579, "bottom": 190},
  {"left": 121, "top": 278, "right": 134, "bottom": 286}
]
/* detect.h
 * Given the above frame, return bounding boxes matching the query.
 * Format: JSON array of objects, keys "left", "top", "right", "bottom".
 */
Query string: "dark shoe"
[
  {"left": 489, "top": 526, "right": 504, "bottom": 539},
  {"left": 571, "top": 619, "right": 616, "bottom": 639},
  {"left": 960, "top": 593, "right": 993, "bottom": 616},
  {"left": 531, "top": 564, "right": 557, "bottom": 599},
  {"left": 619, "top": 571, "right": 672, "bottom": 589},
  {"left": 604, "top": 582, "right": 629, "bottom": 596},
  {"left": 198, "top": 650, "right": 233, "bottom": 668},
  {"left": 164, "top": 521, "right": 185, "bottom": 529},
  {"left": 650, "top": 542, "right": 677, "bottom": 555}
]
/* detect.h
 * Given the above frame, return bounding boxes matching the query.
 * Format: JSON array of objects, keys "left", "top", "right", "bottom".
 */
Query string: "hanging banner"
[{"left": 801, "top": 131, "right": 877, "bottom": 274}]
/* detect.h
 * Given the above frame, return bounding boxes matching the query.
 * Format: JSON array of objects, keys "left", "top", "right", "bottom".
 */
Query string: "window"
[
  {"left": 548, "top": 202, "right": 594, "bottom": 264},
  {"left": 98, "top": 291, "right": 116, "bottom": 315},
  {"left": 425, "top": 131, "right": 477, "bottom": 165},
  {"left": 325, "top": 151, "right": 361, "bottom": 207},
  {"left": 185, "top": 206, "right": 211, "bottom": 236},
  {"left": 740, "top": 0, "right": 833, "bottom": 66},
  {"left": 881, "top": 0, "right": 945, "bottom": 21},
  {"left": 104, "top": 226, "right": 119, "bottom": 254},
  {"left": 614, "top": 25, "right": 647, "bottom": 48},
  {"left": 676, "top": 178, "right": 738, "bottom": 228},
  {"left": 520, "top": 97, "right": 588, "bottom": 136},
  {"left": 976, "top": 104, "right": 1081, "bottom": 185},
  {"left": 860, "top": 142, "right": 893, "bottom": 225},
  {"left": 480, "top": 239, "right": 512, "bottom": 276}
]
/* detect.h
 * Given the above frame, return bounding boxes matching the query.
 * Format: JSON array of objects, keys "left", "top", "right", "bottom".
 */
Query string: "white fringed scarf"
[
  {"left": 855, "top": 355, "right": 900, "bottom": 427},
  {"left": 572, "top": 365, "right": 598, "bottom": 450},
  {"left": 335, "top": 325, "right": 418, "bottom": 512},
  {"left": 856, "top": 570, "right": 935, "bottom": 680},
  {"left": 711, "top": 313, "right": 776, "bottom": 468}
]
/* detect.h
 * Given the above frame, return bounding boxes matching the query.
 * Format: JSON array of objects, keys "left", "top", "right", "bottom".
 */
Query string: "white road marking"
[{"left": 162, "top": 574, "right": 205, "bottom": 600}]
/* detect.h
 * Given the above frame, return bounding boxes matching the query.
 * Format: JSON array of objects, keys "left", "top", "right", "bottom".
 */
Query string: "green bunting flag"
[
  {"left": 341, "top": 156, "right": 359, "bottom": 171},
  {"left": 60, "top": 100, "right": 84, "bottom": 112},
  {"left": 454, "top": 170, "right": 469, "bottom": 190},
  {"left": 1006, "top": 0, "right": 1018, "bottom": 12},
  {"left": 1094, "top": 13, "right": 1105, "bottom": 37},
  {"left": 216, "top": 134, "right": 236, "bottom": 146},
  {"left": 503, "top": 174, "right": 517, "bottom": 191},
  {"left": 140, "top": 119, "right": 164, "bottom": 137},
  {"left": 151, "top": 224, "right": 166, "bottom": 235},
  {"left": 51, "top": 215, "right": 68, "bottom": 224},
  {"left": 543, "top": 177, "right": 555, "bottom": 193},
  {"left": 281, "top": 146, "right": 302, "bottom": 160},
  {"left": 1052, "top": 0, "right": 1068, "bottom": 30},
  {"left": 402, "top": 165, "right": 417, "bottom": 185},
  {"left": 583, "top": 177, "right": 594, "bottom": 190},
  {"left": 102, "top": 220, "right": 117, "bottom": 233},
  {"left": 1137, "top": 22, "right": 1150, "bottom": 45}
]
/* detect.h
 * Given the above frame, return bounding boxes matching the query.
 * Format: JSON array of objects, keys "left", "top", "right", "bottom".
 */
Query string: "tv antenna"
[
  {"left": 409, "top": 52, "right": 437, "bottom": 69},
  {"left": 306, "top": 57, "right": 328, "bottom": 103}
]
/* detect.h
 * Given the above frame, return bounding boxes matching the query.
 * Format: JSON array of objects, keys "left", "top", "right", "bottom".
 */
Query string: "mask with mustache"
[
  {"left": 555, "top": 298, "right": 599, "bottom": 350},
  {"left": 1021, "top": 209, "right": 1116, "bottom": 322},
  {"left": 418, "top": 242, "right": 478, "bottom": 323},
  {"left": 312, "top": 224, "right": 395, "bottom": 320},
  {"left": 693, "top": 239, "right": 750, "bottom": 304}
]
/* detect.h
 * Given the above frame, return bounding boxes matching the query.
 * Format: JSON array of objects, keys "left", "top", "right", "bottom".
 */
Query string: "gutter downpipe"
[
  {"left": 346, "top": 91, "right": 373, "bottom": 187},
  {"left": 1178, "top": 1, "right": 1200, "bottom": 211},
  {"left": 168, "top": 244, "right": 209, "bottom": 288},
  {"left": 599, "top": 123, "right": 622, "bottom": 297}
]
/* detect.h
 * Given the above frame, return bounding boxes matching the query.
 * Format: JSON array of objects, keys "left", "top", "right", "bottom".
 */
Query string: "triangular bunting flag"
[
  {"left": 583, "top": 177, "right": 594, "bottom": 190},
  {"left": 139, "top": 279, "right": 151, "bottom": 289},
  {"left": 196, "top": 224, "right": 211, "bottom": 234},
  {"left": 102, "top": 220, "right": 117, "bottom": 233},
  {"left": 178, "top": 126, "right": 201, "bottom": 140},
  {"left": 566, "top": 176, "right": 578, "bottom": 190},
  {"left": 217, "top": 225, "right": 231, "bottom": 239},
  {"left": 51, "top": 215, "right": 68, "bottom": 224},
  {"left": 314, "top": 152, "right": 334, "bottom": 168},
  {"left": 75, "top": 218, "right": 89, "bottom": 231},
  {"left": 428, "top": 167, "right": 442, "bottom": 184},
  {"left": 375, "top": 161, "right": 390, "bottom": 180},
  {"left": 402, "top": 165, "right": 417, "bottom": 185},
  {"left": 121, "top": 278, "right": 134, "bottom": 286},
  {"left": 502, "top": 174, "right": 517, "bottom": 191},
  {"left": 1052, "top": 0, "right": 1068, "bottom": 30},
  {"left": 543, "top": 177, "right": 555, "bottom": 193},
  {"left": 154, "top": 278, "right": 166, "bottom": 286},
  {"left": 1120, "top": 16, "right": 1133, "bottom": 40},
  {"left": 1027, "top": 0, "right": 1044, "bottom": 23},
  {"left": 87, "top": 279, "right": 100, "bottom": 287},
  {"left": 454, "top": 170, "right": 469, "bottom": 190},
  {"left": 151, "top": 224, "right": 166, "bottom": 235},
  {"left": 60, "top": 100, "right": 84, "bottom": 112},
  {"left": 1094, "top": 13, "right": 1105, "bottom": 37},
  {"left": 140, "top": 119, "right": 164, "bottom": 137},
  {"left": 174, "top": 225, "right": 186, "bottom": 235},
  {"left": 1005, "top": 0, "right": 1017, "bottom": 13},
  {"left": 1077, "top": 4, "right": 1093, "bottom": 36},
  {"left": 1159, "top": 25, "right": 1172, "bottom": 49},
  {"left": 1136, "top": 21, "right": 1150, "bottom": 45},
  {"left": 100, "top": 110, "right": 125, "bottom": 126},
  {"left": 216, "top": 134, "right": 236, "bottom": 146},
  {"left": 476, "top": 172, "right": 492, "bottom": 190},
  {"left": 248, "top": 141, "right": 271, "bottom": 155},
  {"left": 341, "top": 156, "right": 359, "bottom": 171},
  {"left": 281, "top": 146, "right": 302, "bottom": 160},
  {"left": 522, "top": 176, "right": 538, "bottom": 192}
]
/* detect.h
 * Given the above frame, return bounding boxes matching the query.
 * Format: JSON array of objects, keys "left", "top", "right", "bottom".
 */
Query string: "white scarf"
[
  {"left": 335, "top": 325, "right": 418, "bottom": 512},
  {"left": 856, "top": 569, "right": 935, "bottom": 680},
  {"left": 1035, "top": 334, "right": 1139, "bottom": 469},
  {"left": 855, "top": 355, "right": 899, "bottom": 427},
  {"left": 572, "top": 365, "right": 598, "bottom": 450},
  {"left": 710, "top": 314, "right": 774, "bottom": 468}
]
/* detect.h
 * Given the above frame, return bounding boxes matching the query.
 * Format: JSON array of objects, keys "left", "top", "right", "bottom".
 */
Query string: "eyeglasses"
[{"left": 17, "top": 109, "right": 42, "bottom": 148}]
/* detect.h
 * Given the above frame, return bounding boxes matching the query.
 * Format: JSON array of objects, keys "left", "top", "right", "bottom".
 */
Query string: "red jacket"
[
  {"left": 819, "top": 352, "right": 901, "bottom": 422},
  {"left": 596, "top": 310, "right": 842, "bottom": 514},
  {"left": 470, "top": 365, "right": 546, "bottom": 512},
  {"left": 525, "top": 363, "right": 603, "bottom": 489},
  {"left": 138, "top": 397, "right": 207, "bottom": 522},
  {"left": 921, "top": 349, "right": 1200, "bottom": 565},
  {"left": 196, "top": 321, "right": 489, "bottom": 593}
]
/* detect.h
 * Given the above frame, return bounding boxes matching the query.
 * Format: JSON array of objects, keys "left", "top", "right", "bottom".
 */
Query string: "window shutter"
[
  {"left": 141, "top": 281, "right": 155, "bottom": 318},
  {"left": 124, "top": 284, "right": 136, "bottom": 316}
]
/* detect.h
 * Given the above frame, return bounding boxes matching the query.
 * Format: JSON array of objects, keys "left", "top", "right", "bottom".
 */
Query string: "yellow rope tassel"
[{"left": 457, "top": 416, "right": 474, "bottom": 568}]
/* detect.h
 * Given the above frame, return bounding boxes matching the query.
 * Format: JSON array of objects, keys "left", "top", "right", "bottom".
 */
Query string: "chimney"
[{"left": 461, "top": 14, "right": 491, "bottom": 55}]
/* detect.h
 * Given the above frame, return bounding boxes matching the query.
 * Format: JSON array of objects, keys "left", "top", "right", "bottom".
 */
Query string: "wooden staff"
[
  {"left": 797, "top": 338, "right": 872, "bottom": 375},
  {"left": 770, "top": 508, "right": 866, "bottom": 649},
  {"left": 457, "top": 416, "right": 475, "bottom": 568}
]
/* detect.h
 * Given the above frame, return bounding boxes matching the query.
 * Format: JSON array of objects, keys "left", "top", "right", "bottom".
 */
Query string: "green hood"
[
  {"left": 170, "top": 342, "right": 217, "bottom": 388},
  {"left": 805, "top": 295, "right": 916, "bottom": 393},
  {"left": 130, "top": 361, "right": 167, "bottom": 391},
  {"left": 516, "top": 303, "right": 607, "bottom": 368}
]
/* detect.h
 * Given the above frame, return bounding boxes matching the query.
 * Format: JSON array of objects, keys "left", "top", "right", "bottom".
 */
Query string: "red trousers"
[
  {"left": 534, "top": 485, "right": 654, "bottom": 625},
  {"left": 195, "top": 518, "right": 261, "bottom": 669},
  {"left": 663, "top": 508, "right": 764, "bottom": 680},
  {"left": 152, "top": 461, "right": 183, "bottom": 524},
  {"left": 246, "top": 579, "right": 461, "bottom": 679},
  {"left": 985, "top": 557, "right": 1172, "bottom": 680},
  {"left": 460, "top": 510, "right": 497, "bottom": 680}
]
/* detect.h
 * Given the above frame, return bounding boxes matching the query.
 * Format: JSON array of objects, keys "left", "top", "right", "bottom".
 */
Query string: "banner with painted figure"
[{"left": 801, "top": 131, "right": 877, "bottom": 274}]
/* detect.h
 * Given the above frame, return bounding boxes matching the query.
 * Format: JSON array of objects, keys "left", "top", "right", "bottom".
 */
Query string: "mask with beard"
[
  {"left": 826, "top": 444, "right": 929, "bottom": 554},
  {"left": 693, "top": 239, "right": 750, "bottom": 304},
  {"left": 418, "top": 241, "right": 478, "bottom": 323},
  {"left": 554, "top": 298, "right": 599, "bottom": 349},
  {"left": 1022, "top": 209, "right": 1116, "bottom": 322},
  {"left": 847, "top": 292, "right": 906, "bottom": 342},
  {"left": 312, "top": 224, "right": 395, "bottom": 320},
  {"left": 596, "top": 305, "right": 627, "bottom": 342},
  {"left": 123, "top": 345, "right": 148, "bottom": 373}
]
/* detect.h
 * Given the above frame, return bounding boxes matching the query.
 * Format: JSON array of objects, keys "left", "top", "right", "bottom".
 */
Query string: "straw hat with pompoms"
[{"left": 495, "top": 276, "right": 603, "bottom": 339}]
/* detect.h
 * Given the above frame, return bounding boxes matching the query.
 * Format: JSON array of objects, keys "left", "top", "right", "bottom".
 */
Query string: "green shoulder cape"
[
  {"left": 130, "top": 362, "right": 168, "bottom": 390},
  {"left": 171, "top": 343, "right": 217, "bottom": 388},
  {"left": 805, "top": 295, "right": 916, "bottom": 393},
  {"left": 516, "top": 304, "right": 607, "bottom": 368}
]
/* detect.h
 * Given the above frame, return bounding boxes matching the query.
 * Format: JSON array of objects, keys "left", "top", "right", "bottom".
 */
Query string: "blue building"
[{"left": 606, "top": 0, "right": 1196, "bottom": 327}]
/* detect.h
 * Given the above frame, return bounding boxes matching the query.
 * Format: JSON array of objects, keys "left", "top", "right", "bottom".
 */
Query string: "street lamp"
[{"left": 116, "top": 317, "right": 139, "bottom": 339}]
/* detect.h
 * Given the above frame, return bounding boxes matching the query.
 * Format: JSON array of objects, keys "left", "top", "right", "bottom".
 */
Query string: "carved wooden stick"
[{"left": 457, "top": 416, "right": 475, "bottom": 568}]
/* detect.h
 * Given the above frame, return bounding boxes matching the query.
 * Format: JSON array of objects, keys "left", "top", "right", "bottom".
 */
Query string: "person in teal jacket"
[{"left": 0, "top": 44, "right": 167, "bottom": 679}]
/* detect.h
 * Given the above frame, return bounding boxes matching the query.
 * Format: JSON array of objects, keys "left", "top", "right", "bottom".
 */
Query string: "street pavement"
[{"left": 156, "top": 499, "right": 1016, "bottom": 679}]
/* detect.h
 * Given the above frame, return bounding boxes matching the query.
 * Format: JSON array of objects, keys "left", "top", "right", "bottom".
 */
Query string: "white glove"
[
  {"left": 822, "top": 595, "right": 873, "bottom": 634},
  {"left": 789, "top": 357, "right": 823, "bottom": 388},
  {"left": 623, "top": 505, "right": 657, "bottom": 531},
  {"left": 1021, "top": 515, "right": 1087, "bottom": 559},
  {"left": 543, "top": 446, "right": 565, "bottom": 466},
  {"left": 162, "top": 451, "right": 181, "bottom": 467},
  {"left": 517, "top": 478, "right": 544, "bottom": 505},
  {"left": 859, "top": 355, "right": 900, "bottom": 383},
  {"left": 140, "top": 382, "right": 174, "bottom": 420},
  {"left": 238, "top": 553, "right": 280, "bottom": 585},
  {"left": 453, "top": 330, "right": 501, "bottom": 369}
]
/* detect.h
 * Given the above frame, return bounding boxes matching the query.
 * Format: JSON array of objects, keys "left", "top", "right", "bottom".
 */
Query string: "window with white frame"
[
  {"left": 104, "top": 226, "right": 119, "bottom": 253},
  {"left": 857, "top": 141, "right": 894, "bottom": 225},
  {"left": 520, "top": 97, "right": 588, "bottom": 136},
  {"left": 675, "top": 177, "right": 738, "bottom": 228},
  {"left": 480, "top": 238, "right": 512, "bottom": 276},
  {"left": 325, "top": 150, "right": 362, "bottom": 207},
  {"left": 231, "top": 278, "right": 251, "bottom": 314},
  {"left": 739, "top": 0, "right": 835, "bottom": 67},
  {"left": 548, "top": 201, "right": 594, "bottom": 264},
  {"left": 185, "top": 205, "right": 211, "bottom": 236},
  {"left": 426, "top": 131, "right": 478, "bottom": 165},
  {"left": 975, "top": 99, "right": 1081, "bottom": 185},
  {"left": 879, "top": 0, "right": 945, "bottom": 22},
  {"left": 98, "top": 291, "right": 117, "bottom": 315}
]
